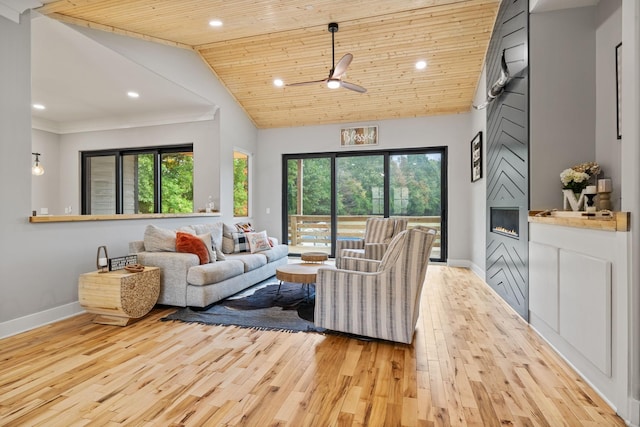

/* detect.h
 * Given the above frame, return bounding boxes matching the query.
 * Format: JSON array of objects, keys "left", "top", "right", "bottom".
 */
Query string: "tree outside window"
[{"left": 233, "top": 151, "right": 250, "bottom": 217}]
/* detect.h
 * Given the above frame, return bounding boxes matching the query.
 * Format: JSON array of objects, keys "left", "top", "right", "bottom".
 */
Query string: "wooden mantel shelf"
[
  {"left": 528, "top": 210, "right": 629, "bottom": 232},
  {"left": 29, "top": 212, "right": 221, "bottom": 223}
]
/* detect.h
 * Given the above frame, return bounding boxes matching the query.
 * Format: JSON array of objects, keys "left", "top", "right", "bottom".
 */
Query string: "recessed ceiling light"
[
  {"left": 209, "top": 19, "right": 223, "bottom": 27},
  {"left": 273, "top": 79, "right": 284, "bottom": 87},
  {"left": 127, "top": 91, "right": 140, "bottom": 98},
  {"left": 416, "top": 60, "right": 427, "bottom": 70},
  {"left": 32, "top": 103, "right": 46, "bottom": 110}
]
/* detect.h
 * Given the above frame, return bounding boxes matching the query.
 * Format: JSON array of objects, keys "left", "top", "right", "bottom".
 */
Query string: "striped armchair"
[
  {"left": 334, "top": 217, "right": 408, "bottom": 269},
  {"left": 315, "top": 226, "right": 437, "bottom": 344}
]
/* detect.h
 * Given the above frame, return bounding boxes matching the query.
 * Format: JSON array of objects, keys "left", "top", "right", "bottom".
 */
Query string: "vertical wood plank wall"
[{"left": 485, "top": 0, "right": 530, "bottom": 320}]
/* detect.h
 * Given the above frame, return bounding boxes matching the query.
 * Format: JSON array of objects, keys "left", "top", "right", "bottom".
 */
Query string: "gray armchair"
[
  {"left": 316, "top": 226, "right": 437, "bottom": 344},
  {"left": 334, "top": 217, "right": 408, "bottom": 269}
]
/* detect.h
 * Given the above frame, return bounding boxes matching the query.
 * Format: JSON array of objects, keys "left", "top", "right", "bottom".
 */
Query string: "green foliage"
[
  {"left": 234, "top": 157, "right": 249, "bottom": 216},
  {"left": 136, "top": 154, "right": 154, "bottom": 213},
  {"left": 161, "top": 153, "right": 193, "bottom": 213},
  {"left": 286, "top": 152, "right": 442, "bottom": 217}
]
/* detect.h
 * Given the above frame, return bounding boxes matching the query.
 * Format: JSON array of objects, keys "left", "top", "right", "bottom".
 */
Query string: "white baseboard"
[
  {"left": 446, "top": 259, "right": 486, "bottom": 280},
  {"left": 0, "top": 302, "right": 84, "bottom": 339},
  {"left": 629, "top": 397, "right": 640, "bottom": 427},
  {"left": 446, "top": 258, "right": 470, "bottom": 268}
]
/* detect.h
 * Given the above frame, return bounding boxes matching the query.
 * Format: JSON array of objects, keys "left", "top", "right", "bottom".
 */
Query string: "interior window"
[
  {"left": 233, "top": 151, "right": 250, "bottom": 217},
  {"left": 82, "top": 144, "right": 193, "bottom": 214}
]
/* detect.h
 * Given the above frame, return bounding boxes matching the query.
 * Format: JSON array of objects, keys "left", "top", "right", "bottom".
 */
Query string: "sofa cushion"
[
  {"left": 246, "top": 230, "right": 271, "bottom": 253},
  {"left": 144, "top": 224, "right": 176, "bottom": 252},
  {"left": 189, "top": 223, "right": 226, "bottom": 261},
  {"left": 235, "top": 221, "right": 254, "bottom": 232},
  {"left": 187, "top": 260, "right": 244, "bottom": 286},
  {"left": 176, "top": 232, "right": 210, "bottom": 264},
  {"left": 231, "top": 231, "right": 250, "bottom": 253},
  {"left": 225, "top": 253, "right": 268, "bottom": 272},
  {"left": 260, "top": 245, "right": 289, "bottom": 263}
]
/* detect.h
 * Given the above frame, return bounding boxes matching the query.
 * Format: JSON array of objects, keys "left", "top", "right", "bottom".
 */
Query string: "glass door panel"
[
  {"left": 286, "top": 157, "right": 332, "bottom": 255},
  {"left": 122, "top": 153, "right": 155, "bottom": 214},
  {"left": 161, "top": 151, "right": 193, "bottom": 213},
  {"left": 390, "top": 152, "right": 444, "bottom": 261},
  {"left": 336, "top": 155, "right": 385, "bottom": 241},
  {"left": 88, "top": 155, "right": 116, "bottom": 214}
]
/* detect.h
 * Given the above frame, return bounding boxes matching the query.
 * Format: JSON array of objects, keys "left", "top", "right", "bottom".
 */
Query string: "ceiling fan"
[{"left": 286, "top": 22, "right": 367, "bottom": 93}]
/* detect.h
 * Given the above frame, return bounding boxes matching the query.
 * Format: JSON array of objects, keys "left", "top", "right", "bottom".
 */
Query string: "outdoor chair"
[
  {"left": 315, "top": 226, "right": 437, "bottom": 344},
  {"left": 334, "top": 217, "right": 407, "bottom": 269}
]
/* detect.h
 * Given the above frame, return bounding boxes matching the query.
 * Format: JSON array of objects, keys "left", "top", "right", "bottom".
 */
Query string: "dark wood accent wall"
[{"left": 485, "top": 0, "right": 530, "bottom": 320}]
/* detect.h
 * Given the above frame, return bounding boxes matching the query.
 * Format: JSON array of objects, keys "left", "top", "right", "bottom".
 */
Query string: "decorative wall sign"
[
  {"left": 340, "top": 126, "right": 378, "bottom": 146},
  {"left": 471, "top": 131, "right": 483, "bottom": 182},
  {"left": 616, "top": 42, "right": 622, "bottom": 139},
  {"left": 109, "top": 255, "right": 138, "bottom": 271}
]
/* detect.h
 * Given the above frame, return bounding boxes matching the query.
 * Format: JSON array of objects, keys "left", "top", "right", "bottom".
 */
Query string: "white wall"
[
  {"left": 0, "top": 12, "right": 257, "bottom": 335},
  {"left": 469, "top": 68, "right": 487, "bottom": 276},
  {"left": 73, "top": 24, "right": 259, "bottom": 223},
  {"left": 621, "top": 0, "right": 640, "bottom": 423},
  {"left": 529, "top": 6, "right": 597, "bottom": 209},
  {"left": 595, "top": 0, "right": 622, "bottom": 210},
  {"left": 31, "top": 129, "right": 61, "bottom": 214},
  {"left": 255, "top": 114, "right": 473, "bottom": 263}
]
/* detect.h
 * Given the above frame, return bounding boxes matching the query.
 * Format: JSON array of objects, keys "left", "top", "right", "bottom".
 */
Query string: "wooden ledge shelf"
[
  {"left": 528, "top": 210, "right": 629, "bottom": 232},
  {"left": 29, "top": 212, "right": 221, "bottom": 223}
]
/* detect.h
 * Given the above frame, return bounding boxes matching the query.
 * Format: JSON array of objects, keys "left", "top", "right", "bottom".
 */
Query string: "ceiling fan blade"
[
  {"left": 286, "top": 79, "right": 328, "bottom": 87},
  {"left": 340, "top": 80, "right": 367, "bottom": 93},
  {"left": 332, "top": 53, "right": 353, "bottom": 79}
]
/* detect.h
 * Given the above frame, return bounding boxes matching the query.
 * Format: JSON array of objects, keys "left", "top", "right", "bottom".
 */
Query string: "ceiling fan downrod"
[{"left": 328, "top": 22, "right": 338, "bottom": 74}]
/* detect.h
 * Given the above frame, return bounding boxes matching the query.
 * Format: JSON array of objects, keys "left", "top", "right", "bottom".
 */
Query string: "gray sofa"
[{"left": 129, "top": 224, "right": 288, "bottom": 308}]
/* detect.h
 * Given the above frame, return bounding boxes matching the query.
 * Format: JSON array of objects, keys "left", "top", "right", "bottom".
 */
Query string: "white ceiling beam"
[{"left": 0, "top": 0, "right": 42, "bottom": 23}]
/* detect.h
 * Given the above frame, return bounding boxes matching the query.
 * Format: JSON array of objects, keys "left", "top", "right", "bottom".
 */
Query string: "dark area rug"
[{"left": 161, "top": 281, "right": 324, "bottom": 333}]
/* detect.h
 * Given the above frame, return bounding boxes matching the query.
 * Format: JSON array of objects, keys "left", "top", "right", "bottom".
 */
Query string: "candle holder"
[
  {"left": 96, "top": 245, "right": 109, "bottom": 273},
  {"left": 584, "top": 185, "right": 597, "bottom": 213},
  {"left": 597, "top": 178, "right": 612, "bottom": 211}
]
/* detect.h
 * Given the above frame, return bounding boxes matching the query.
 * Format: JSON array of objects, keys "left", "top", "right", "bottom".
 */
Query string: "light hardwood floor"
[{"left": 0, "top": 266, "right": 625, "bottom": 426}]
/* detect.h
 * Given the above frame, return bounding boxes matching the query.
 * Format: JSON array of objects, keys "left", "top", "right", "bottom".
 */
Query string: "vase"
[{"left": 563, "top": 189, "right": 585, "bottom": 211}]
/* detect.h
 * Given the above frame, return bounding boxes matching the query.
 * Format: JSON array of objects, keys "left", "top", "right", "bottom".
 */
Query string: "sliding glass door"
[
  {"left": 283, "top": 147, "right": 446, "bottom": 262},
  {"left": 285, "top": 156, "right": 333, "bottom": 255},
  {"left": 336, "top": 154, "right": 385, "bottom": 241},
  {"left": 389, "top": 152, "right": 444, "bottom": 260}
]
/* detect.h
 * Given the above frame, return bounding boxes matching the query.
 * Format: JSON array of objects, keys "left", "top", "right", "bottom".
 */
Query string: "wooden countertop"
[
  {"left": 29, "top": 212, "right": 221, "bottom": 223},
  {"left": 528, "top": 210, "right": 629, "bottom": 232}
]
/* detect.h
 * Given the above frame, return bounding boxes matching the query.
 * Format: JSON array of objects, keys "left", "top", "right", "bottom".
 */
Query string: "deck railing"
[{"left": 287, "top": 215, "right": 441, "bottom": 250}]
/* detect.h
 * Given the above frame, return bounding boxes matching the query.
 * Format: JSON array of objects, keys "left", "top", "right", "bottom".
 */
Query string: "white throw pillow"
[
  {"left": 246, "top": 230, "right": 271, "bottom": 253},
  {"left": 191, "top": 222, "right": 226, "bottom": 260},
  {"left": 143, "top": 224, "right": 176, "bottom": 252},
  {"left": 197, "top": 232, "right": 216, "bottom": 263}
]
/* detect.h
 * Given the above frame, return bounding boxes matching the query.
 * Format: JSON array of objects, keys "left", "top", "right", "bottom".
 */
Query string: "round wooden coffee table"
[
  {"left": 275, "top": 263, "right": 335, "bottom": 299},
  {"left": 300, "top": 252, "right": 329, "bottom": 263}
]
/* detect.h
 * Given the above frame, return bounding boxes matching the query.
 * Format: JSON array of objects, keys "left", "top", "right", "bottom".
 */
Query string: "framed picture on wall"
[
  {"left": 471, "top": 131, "right": 483, "bottom": 182},
  {"left": 340, "top": 126, "right": 378, "bottom": 147},
  {"left": 616, "top": 42, "right": 622, "bottom": 139}
]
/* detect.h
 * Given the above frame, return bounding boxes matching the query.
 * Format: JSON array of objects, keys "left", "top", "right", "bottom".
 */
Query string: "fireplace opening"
[{"left": 490, "top": 207, "right": 519, "bottom": 239}]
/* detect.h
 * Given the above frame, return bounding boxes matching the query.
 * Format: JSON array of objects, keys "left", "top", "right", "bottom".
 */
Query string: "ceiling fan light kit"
[{"left": 286, "top": 22, "right": 367, "bottom": 93}]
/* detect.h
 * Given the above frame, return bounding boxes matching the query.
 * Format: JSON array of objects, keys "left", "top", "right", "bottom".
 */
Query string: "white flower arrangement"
[{"left": 560, "top": 162, "right": 600, "bottom": 193}]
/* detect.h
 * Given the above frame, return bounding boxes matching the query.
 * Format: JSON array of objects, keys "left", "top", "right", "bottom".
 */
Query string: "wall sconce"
[{"left": 31, "top": 152, "right": 44, "bottom": 176}]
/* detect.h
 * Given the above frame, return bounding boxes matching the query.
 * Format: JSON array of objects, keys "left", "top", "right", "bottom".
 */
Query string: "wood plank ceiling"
[{"left": 37, "top": 0, "right": 500, "bottom": 129}]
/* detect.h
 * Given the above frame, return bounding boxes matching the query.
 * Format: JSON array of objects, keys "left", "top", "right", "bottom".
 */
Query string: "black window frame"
[
  {"left": 281, "top": 146, "right": 448, "bottom": 262},
  {"left": 81, "top": 144, "right": 193, "bottom": 215}
]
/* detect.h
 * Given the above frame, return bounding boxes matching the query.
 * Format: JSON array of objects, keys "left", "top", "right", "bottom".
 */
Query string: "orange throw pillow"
[{"left": 176, "top": 232, "right": 210, "bottom": 264}]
